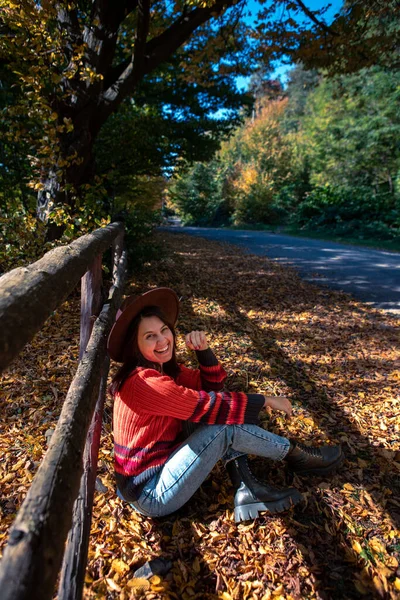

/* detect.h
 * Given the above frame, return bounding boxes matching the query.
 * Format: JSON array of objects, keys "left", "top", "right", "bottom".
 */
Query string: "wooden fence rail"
[
  {"left": 0, "top": 222, "right": 127, "bottom": 600},
  {"left": 0, "top": 221, "right": 124, "bottom": 374}
]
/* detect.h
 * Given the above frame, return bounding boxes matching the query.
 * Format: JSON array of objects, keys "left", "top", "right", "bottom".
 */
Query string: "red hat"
[{"left": 107, "top": 287, "right": 179, "bottom": 362}]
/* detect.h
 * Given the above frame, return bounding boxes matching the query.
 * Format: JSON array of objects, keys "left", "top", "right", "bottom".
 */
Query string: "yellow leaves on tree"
[{"left": 219, "top": 99, "right": 292, "bottom": 225}]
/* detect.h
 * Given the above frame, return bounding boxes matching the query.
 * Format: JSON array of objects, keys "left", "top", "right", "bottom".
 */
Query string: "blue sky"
[{"left": 237, "top": 0, "right": 344, "bottom": 90}]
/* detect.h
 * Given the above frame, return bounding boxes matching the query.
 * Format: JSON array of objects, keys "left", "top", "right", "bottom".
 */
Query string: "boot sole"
[
  {"left": 288, "top": 451, "right": 345, "bottom": 477},
  {"left": 234, "top": 490, "right": 303, "bottom": 523}
]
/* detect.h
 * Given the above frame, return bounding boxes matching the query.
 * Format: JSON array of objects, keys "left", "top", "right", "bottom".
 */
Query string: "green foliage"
[
  {"left": 119, "top": 205, "right": 162, "bottom": 268},
  {"left": 102, "top": 171, "right": 166, "bottom": 267},
  {"left": 0, "top": 192, "right": 45, "bottom": 274},
  {"left": 300, "top": 67, "right": 400, "bottom": 193},
  {"left": 168, "top": 64, "right": 400, "bottom": 243},
  {"left": 0, "top": 0, "right": 255, "bottom": 229},
  {"left": 169, "top": 162, "right": 226, "bottom": 226},
  {"left": 294, "top": 0, "right": 400, "bottom": 75},
  {"left": 171, "top": 99, "right": 292, "bottom": 226},
  {"left": 225, "top": 99, "right": 292, "bottom": 224},
  {"left": 288, "top": 66, "right": 400, "bottom": 239},
  {"left": 291, "top": 184, "right": 400, "bottom": 241}
]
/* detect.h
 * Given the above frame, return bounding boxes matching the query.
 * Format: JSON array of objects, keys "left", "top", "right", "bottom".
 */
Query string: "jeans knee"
[
  {"left": 133, "top": 501, "right": 178, "bottom": 519},
  {"left": 223, "top": 424, "right": 235, "bottom": 448}
]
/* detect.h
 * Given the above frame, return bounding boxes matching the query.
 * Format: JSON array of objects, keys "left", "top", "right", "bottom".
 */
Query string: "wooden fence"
[{"left": 0, "top": 222, "right": 127, "bottom": 600}]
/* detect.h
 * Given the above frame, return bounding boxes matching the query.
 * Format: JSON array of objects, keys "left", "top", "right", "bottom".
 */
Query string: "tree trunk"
[
  {"left": 34, "top": 0, "right": 240, "bottom": 236},
  {"left": 37, "top": 119, "right": 99, "bottom": 233}
]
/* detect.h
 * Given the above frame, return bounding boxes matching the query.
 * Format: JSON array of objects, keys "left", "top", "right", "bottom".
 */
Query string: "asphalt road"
[{"left": 162, "top": 227, "right": 400, "bottom": 314}]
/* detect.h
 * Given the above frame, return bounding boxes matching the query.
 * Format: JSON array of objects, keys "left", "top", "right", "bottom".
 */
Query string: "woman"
[{"left": 108, "top": 287, "right": 343, "bottom": 523}]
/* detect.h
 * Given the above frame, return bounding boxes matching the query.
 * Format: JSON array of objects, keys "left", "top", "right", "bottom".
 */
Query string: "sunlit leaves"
[{"left": 1, "top": 231, "right": 399, "bottom": 597}]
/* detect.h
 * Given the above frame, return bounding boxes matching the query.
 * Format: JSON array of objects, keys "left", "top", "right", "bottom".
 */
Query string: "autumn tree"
[
  {"left": 2, "top": 0, "right": 398, "bottom": 246},
  {"left": 94, "top": 50, "right": 251, "bottom": 211},
  {"left": 0, "top": 0, "right": 256, "bottom": 236},
  {"left": 255, "top": 0, "right": 400, "bottom": 75},
  {"left": 171, "top": 97, "right": 291, "bottom": 225},
  {"left": 1, "top": 0, "right": 380, "bottom": 232}
]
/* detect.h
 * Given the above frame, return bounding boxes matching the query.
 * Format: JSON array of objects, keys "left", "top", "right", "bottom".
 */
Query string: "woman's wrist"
[
  {"left": 263, "top": 396, "right": 275, "bottom": 409},
  {"left": 196, "top": 347, "right": 218, "bottom": 367},
  {"left": 263, "top": 395, "right": 293, "bottom": 417}
]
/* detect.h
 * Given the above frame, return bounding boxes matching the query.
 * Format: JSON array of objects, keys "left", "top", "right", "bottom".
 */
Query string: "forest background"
[
  {"left": 1, "top": 0, "right": 399, "bottom": 275},
  {"left": 169, "top": 63, "right": 400, "bottom": 250}
]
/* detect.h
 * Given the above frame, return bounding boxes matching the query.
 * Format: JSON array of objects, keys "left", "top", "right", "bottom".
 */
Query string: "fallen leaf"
[
  {"left": 106, "top": 577, "right": 121, "bottom": 592},
  {"left": 112, "top": 558, "right": 130, "bottom": 575}
]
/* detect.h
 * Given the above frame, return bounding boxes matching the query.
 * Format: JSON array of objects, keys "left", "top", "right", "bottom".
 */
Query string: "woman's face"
[{"left": 137, "top": 315, "right": 174, "bottom": 365}]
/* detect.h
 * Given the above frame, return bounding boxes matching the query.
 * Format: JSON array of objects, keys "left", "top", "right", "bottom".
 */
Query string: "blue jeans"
[{"left": 130, "top": 423, "right": 291, "bottom": 518}]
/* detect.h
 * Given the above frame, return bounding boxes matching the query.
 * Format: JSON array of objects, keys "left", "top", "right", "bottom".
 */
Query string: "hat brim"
[{"left": 107, "top": 287, "right": 179, "bottom": 362}]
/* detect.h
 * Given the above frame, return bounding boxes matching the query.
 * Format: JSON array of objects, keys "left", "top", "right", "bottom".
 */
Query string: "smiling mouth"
[{"left": 155, "top": 345, "right": 170, "bottom": 354}]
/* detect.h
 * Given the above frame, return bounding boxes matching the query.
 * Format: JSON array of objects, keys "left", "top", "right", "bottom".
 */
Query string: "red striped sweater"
[{"left": 113, "top": 349, "right": 265, "bottom": 501}]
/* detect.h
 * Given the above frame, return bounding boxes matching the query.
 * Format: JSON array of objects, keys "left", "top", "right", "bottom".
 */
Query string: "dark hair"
[{"left": 109, "top": 306, "right": 180, "bottom": 396}]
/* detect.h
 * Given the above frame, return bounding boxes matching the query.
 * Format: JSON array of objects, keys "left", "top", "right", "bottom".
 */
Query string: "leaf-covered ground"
[{"left": 1, "top": 232, "right": 399, "bottom": 600}]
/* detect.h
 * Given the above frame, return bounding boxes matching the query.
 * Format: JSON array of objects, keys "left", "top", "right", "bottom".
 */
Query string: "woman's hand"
[
  {"left": 264, "top": 396, "right": 292, "bottom": 418},
  {"left": 185, "top": 331, "right": 208, "bottom": 351}
]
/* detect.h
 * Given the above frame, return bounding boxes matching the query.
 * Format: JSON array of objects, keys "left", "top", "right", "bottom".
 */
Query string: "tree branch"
[
  {"left": 294, "top": 0, "right": 339, "bottom": 36},
  {"left": 132, "top": 0, "right": 151, "bottom": 79},
  {"left": 100, "top": 0, "right": 240, "bottom": 112},
  {"left": 55, "top": 2, "right": 83, "bottom": 56},
  {"left": 83, "top": 0, "right": 139, "bottom": 77}
]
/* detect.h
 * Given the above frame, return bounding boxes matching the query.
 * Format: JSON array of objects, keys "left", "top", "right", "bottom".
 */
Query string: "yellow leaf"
[
  {"left": 84, "top": 572, "right": 93, "bottom": 583},
  {"left": 219, "top": 593, "right": 233, "bottom": 600},
  {"left": 150, "top": 575, "right": 161, "bottom": 585},
  {"left": 1, "top": 473, "right": 15, "bottom": 484},
  {"left": 386, "top": 555, "right": 398, "bottom": 569},
  {"left": 210, "top": 531, "right": 224, "bottom": 540},
  {"left": 12, "top": 459, "right": 25, "bottom": 472},
  {"left": 111, "top": 558, "right": 129, "bottom": 575},
  {"left": 343, "top": 483, "right": 355, "bottom": 491},
  {"left": 352, "top": 540, "right": 363, "bottom": 554},
  {"left": 127, "top": 577, "right": 150, "bottom": 591},
  {"left": 394, "top": 578, "right": 400, "bottom": 591},
  {"left": 106, "top": 578, "right": 121, "bottom": 592},
  {"left": 272, "top": 584, "right": 284, "bottom": 595},
  {"left": 192, "top": 556, "right": 201, "bottom": 573},
  {"left": 369, "top": 538, "right": 386, "bottom": 555},
  {"left": 108, "top": 518, "right": 117, "bottom": 532}
]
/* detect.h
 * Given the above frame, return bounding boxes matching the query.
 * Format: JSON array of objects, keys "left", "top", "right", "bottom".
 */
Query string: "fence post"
[
  {"left": 58, "top": 243, "right": 127, "bottom": 600},
  {"left": 79, "top": 254, "right": 104, "bottom": 359}
]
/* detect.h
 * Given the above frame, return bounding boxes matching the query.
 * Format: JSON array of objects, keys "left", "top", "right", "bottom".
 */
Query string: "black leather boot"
[
  {"left": 226, "top": 455, "right": 303, "bottom": 523},
  {"left": 285, "top": 441, "right": 344, "bottom": 476}
]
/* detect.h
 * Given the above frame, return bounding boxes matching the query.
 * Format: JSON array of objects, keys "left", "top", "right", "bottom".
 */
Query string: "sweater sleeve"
[
  {"left": 177, "top": 348, "right": 227, "bottom": 392},
  {"left": 122, "top": 368, "right": 264, "bottom": 425}
]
